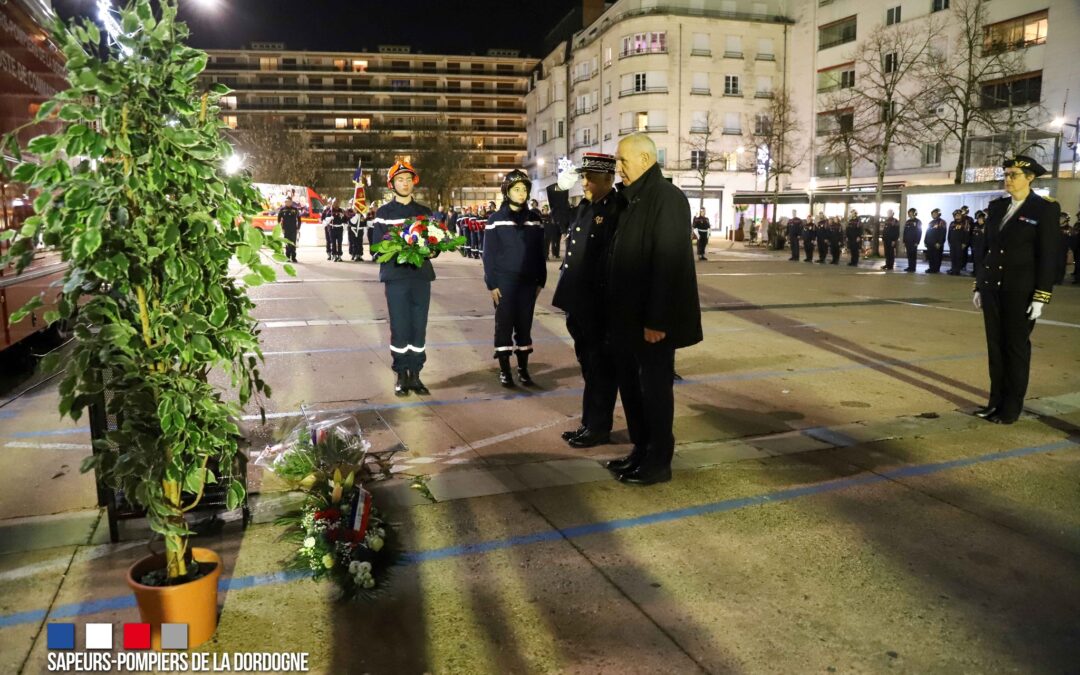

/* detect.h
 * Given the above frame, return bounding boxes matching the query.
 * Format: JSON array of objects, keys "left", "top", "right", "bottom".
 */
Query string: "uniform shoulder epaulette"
[{"left": 1042, "top": 195, "right": 1057, "bottom": 203}]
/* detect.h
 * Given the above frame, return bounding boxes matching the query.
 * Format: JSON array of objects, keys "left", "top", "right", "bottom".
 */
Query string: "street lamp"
[{"left": 1051, "top": 116, "right": 1079, "bottom": 178}]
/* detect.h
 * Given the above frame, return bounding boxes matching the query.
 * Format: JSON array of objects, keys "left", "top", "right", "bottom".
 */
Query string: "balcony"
[
  {"left": 618, "top": 125, "right": 667, "bottom": 135},
  {"left": 234, "top": 102, "right": 525, "bottom": 116},
  {"left": 723, "top": 89, "right": 743, "bottom": 97},
  {"left": 723, "top": 51, "right": 744, "bottom": 59},
  {"left": 619, "top": 86, "right": 669, "bottom": 98},
  {"left": 570, "top": 104, "right": 600, "bottom": 119},
  {"left": 756, "top": 53, "right": 776, "bottom": 61},
  {"left": 690, "top": 87, "right": 711, "bottom": 96},
  {"left": 755, "top": 91, "right": 775, "bottom": 99},
  {"left": 690, "top": 126, "right": 708, "bottom": 134},
  {"left": 690, "top": 48, "right": 712, "bottom": 57},
  {"left": 205, "top": 62, "right": 531, "bottom": 78},
  {"left": 218, "top": 81, "right": 527, "bottom": 97},
  {"left": 571, "top": 140, "right": 599, "bottom": 151},
  {"left": 722, "top": 127, "right": 742, "bottom": 135},
  {"left": 572, "top": 71, "right": 595, "bottom": 84},
  {"left": 619, "top": 47, "right": 668, "bottom": 59}
]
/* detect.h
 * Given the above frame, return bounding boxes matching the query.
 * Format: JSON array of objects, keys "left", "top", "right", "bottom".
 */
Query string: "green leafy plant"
[{"left": 0, "top": 0, "right": 292, "bottom": 582}]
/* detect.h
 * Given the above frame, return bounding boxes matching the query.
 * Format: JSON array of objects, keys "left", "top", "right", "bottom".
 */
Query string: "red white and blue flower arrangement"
[
  {"left": 255, "top": 417, "right": 395, "bottom": 598},
  {"left": 371, "top": 214, "right": 466, "bottom": 267}
]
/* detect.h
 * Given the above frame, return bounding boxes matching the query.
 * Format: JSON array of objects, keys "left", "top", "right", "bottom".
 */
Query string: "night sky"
[{"left": 52, "top": 0, "right": 579, "bottom": 57}]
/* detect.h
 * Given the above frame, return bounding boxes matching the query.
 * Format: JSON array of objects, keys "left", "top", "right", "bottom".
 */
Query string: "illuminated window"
[
  {"left": 352, "top": 118, "right": 370, "bottom": 130},
  {"left": 335, "top": 118, "right": 347, "bottom": 129},
  {"left": 223, "top": 115, "right": 238, "bottom": 129},
  {"left": 352, "top": 60, "right": 368, "bottom": 72}
]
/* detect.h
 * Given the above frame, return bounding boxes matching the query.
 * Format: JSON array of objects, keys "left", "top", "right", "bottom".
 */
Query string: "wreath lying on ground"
[
  {"left": 255, "top": 416, "right": 395, "bottom": 599},
  {"left": 372, "top": 215, "right": 466, "bottom": 267}
]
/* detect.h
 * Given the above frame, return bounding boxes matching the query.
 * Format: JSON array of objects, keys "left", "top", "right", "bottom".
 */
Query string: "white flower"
[
  {"left": 367, "top": 536, "right": 384, "bottom": 552},
  {"left": 303, "top": 536, "right": 316, "bottom": 549},
  {"left": 322, "top": 553, "right": 335, "bottom": 569},
  {"left": 362, "top": 575, "right": 376, "bottom": 589},
  {"left": 356, "top": 561, "right": 372, "bottom": 575},
  {"left": 348, "top": 560, "right": 361, "bottom": 575}
]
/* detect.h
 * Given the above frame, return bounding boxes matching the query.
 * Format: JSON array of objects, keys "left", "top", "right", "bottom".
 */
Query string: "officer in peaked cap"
[
  {"left": 552, "top": 152, "right": 624, "bottom": 448},
  {"left": 972, "top": 155, "right": 1060, "bottom": 424}
]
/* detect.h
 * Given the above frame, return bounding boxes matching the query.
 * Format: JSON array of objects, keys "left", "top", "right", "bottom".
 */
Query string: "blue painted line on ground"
[
  {"left": 1, "top": 438, "right": 1074, "bottom": 630},
  {"left": 2, "top": 426, "right": 91, "bottom": 440}
]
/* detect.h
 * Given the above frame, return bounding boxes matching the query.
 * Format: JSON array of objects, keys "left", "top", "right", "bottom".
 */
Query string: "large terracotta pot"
[{"left": 126, "top": 547, "right": 222, "bottom": 649}]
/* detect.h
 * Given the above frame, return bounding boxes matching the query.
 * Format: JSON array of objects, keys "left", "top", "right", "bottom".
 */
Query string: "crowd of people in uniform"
[{"left": 781, "top": 204, "right": 1080, "bottom": 282}]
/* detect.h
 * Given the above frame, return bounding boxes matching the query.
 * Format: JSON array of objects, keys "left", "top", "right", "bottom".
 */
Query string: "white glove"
[
  {"left": 1027, "top": 300, "right": 1044, "bottom": 321},
  {"left": 972, "top": 292, "right": 981, "bottom": 310},
  {"left": 556, "top": 168, "right": 578, "bottom": 191}
]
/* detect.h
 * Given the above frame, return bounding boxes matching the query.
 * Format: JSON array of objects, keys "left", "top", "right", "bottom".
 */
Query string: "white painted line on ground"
[
  {"left": 874, "top": 297, "right": 1080, "bottom": 329},
  {"left": 5, "top": 442, "right": 92, "bottom": 451},
  {"left": 443, "top": 416, "right": 578, "bottom": 455}
]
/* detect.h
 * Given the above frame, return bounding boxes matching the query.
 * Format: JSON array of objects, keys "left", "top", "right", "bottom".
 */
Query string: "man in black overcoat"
[
  {"left": 972, "top": 156, "right": 1060, "bottom": 424},
  {"left": 604, "top": 134, "right": 703, "bottom": 486}
]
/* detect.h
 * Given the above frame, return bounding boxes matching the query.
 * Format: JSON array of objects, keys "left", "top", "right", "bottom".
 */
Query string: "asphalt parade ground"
[{"left": 1, "top": 241, "right": 1079, "bottom": 673}]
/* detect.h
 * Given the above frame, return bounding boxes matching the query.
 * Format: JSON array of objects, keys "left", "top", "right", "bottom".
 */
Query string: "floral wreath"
[{"left": 371, "top": 215, "right": 465, "bottom": 267}]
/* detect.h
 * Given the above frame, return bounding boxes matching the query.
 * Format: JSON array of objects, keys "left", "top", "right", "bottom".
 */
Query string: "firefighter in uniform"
[
  {"left": 903, "top": 208, "right": 922, "bottom": 272},
  {"left": 373, "top": 160, "right": 437, "bottom": 397},
  {"left": 970, "top": 210, "right": 987, "bottom": 278},
  {"left": 484, "top": 170, "right": 547, "bottom": 387},
  {"left": 692, "top": 208, "right": 711, "bottom": 261},
  {"left": 881, "top": 209, "right": 900, "bottom": 270},
  {"left": 276, "top": 196, "right": 301, "bottom": 263},
  {"left": 972, "top": 156, "right": 1060, "bottom": 425},
  {"left": 828, "top": 216, "right": 843, "bottom": 264},
  {"left": 845, "top": 211, "right": 862, "bottom": 266},
  {"left": 786, "top": 211, "right": 802, "bottom": 261},
  {"left": 552, "top": 153, "right": 623, "bottom": 448},
  {"left": 946, "top": 209, "right": 969, "bottom": 275},
  {"left": 816, "top": 213, "right": 830, "bottom": 263},
  {"left": 346, "top": 207, "right": 363, "bottom": 261},
  {"left": 924, "top": 209, "right": 947, "bottom": 273},
  {"left": 803, "top": 216, "right": 816, "bottom": 262}
]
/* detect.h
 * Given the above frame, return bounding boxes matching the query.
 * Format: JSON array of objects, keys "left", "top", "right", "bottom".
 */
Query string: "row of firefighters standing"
[{"left": 309, "top": 199, "right": 568, "bottom": 263}]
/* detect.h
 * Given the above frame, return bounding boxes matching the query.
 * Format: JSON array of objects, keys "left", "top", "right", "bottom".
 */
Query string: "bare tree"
[
  {"left": 681, "top": 109, "right": 727, "bottom": 213},
  {"left": 924, "top": 0, "right": 1037, "bottom": 183},
  {"left": 413, "top": 117, "right": 478, "bottom": 209},
  {"left": 743, "top": 90, "right": 804, "bottom": 237},
  {"left": 817, "top": 92, "right": 860, "bottom": 193},
  {"left": 844, "top": 18, "right": 943, "bottom": 254},
  {"left": 233, "top": 115, "right": 323, "bottom": 187}
]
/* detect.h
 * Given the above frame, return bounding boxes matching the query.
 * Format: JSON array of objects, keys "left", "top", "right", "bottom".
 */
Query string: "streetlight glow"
[{"left": 224, "top": 154, "right": 243, "bottom": 175}]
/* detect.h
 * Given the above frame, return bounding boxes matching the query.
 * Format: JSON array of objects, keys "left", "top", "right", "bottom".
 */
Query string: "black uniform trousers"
[
  {"left": 613, "top": 341, "right": 677, "bottom": 470},
  {"left": 347, "top": 226, "right": 362, "bottom": 258},
  {"left": 789, "top": 234, "right": 800, "bottom": 260},
  {"left": 928, "top": 244, "right": 943, "bottom": 272},
  {"left": 829, "top": 236, "right": 841, "bottom": 264},
  {"left": 384, "top": 277, "right": 431, "bottom": 373},
  {"left": 328, "top": 226, "right": 344, "bottom": 257},
  {"left": 980, "top": 289, "right": 1035, "bottom": 420},
  {"left": 282, "top": 225, "right": 298, "bottom": 261},
  {"left": 972, "top": 240, "right": 986, "bottom": 279},
  {"left": 544, "top": 223, "right": 562, "bottom": 258},
  {"left": 324, "top": 224, "right": 332, "bottom": 257},
  {"left": 803, "top": 235, "right": 815, "bottom": 262},
  {"left": 493, "top": 284, "right": 538, "bottom": 357},
  {"left": 695, "top": 230, "right": 709, "bottom": 258},
  {"left": 847, "top": 237, "right": 860, "bottom": 265},
  {"left": 904, "top": 241, "right": 918, "bottom": 270},
  {"left": 883, "top": 239, "right": 897, "bottom": 268},
  {"left": 948, "top": 238, "right": 965, "bottom": 273},
  {"left": 566, "top": 314, "right": 618, "bottom": 434},
  {"left": 817, "top": 233, "right": 829, "bottom": 262}
]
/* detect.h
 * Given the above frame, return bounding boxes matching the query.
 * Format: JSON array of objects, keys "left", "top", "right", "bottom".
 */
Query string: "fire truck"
[{"left": 251, "top": 183, "right": 328, "bottom": 247}]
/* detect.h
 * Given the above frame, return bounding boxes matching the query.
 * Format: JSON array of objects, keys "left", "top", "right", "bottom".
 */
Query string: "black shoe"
[
  {"left": 986, "top": 413, "right": 1016, "bottom": 425},
  {"left": 517, "top": 367, "right": 535, "bottom": 386},
  {"left": 394, "top": 372, "right": 409, "bottom": 397},
  {"left": 568, "top": 430, "right": 611, "bottom": 449},
  {"left": 408, "top": 371, "right": 430, "bottom": 396},
  {"left": 618, "top": 465, "right": 672, "bottom": 486},
  {"left": 847, "top": 262, "right": 857, "bottom": 266},
  {"left": 499, "top": 371, "right": 515, "bottom": 387},
  {"left": 562, "top": 426, "right": 587, "bottom": 442},
  {"left": 973, "top": 405, "right": 998, "bottom": 419},
  {"left": 904, "top": 267, "right": 913, "bottom": 272},
  {"left": 881, "top": 265, "right": 893, "bottom": 270},
  {"left": 605, "top": 452, "right": 642, "bottom": 474},
  {"left": 327, "top": 254, "right": 332, "bottom": 260}
]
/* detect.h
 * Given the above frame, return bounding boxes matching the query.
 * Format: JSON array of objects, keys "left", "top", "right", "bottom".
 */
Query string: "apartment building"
[
  {"left": 789, "top": 0, "right": 1080, "bottom": 195},
  {"left": 526, "top": 0, "right": 793, "bottom": 228},
  {"left": 200, "top": 45, "right": 537, "bottom": 204}
]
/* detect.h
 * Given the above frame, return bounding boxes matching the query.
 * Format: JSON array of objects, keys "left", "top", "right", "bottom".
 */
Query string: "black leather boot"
[
  {"left": 394, "top": 371, "right": 409, "bottom": 397},
  {"left": 516, "top": 352, "right": 534, "bottom": 386},
  {"left": 408, "top": 369, "right": 430, "bottom": 395},
  {"left": 497, "top": 354, "right": 515, "bottom": 387}
]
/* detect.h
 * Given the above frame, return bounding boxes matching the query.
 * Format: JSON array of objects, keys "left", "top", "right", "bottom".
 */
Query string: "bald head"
[{"left": 616, "top": 133, "right": 658, "bottom": 185}]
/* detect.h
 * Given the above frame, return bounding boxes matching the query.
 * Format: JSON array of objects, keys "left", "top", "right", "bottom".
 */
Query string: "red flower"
[
  {"left": 326, "top": 528, "right": 340, "bottom": 543},
  {"left": 428, "top": 236, "right": 438, "bottom": 244},
  {"left": 314, "top": 507, "right": 341, "bottom": 522}
]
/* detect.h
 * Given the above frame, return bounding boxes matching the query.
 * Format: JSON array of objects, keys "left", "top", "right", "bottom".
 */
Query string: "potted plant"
[{"left": 0, "top": 0, "right": 288, "bottom": 648}]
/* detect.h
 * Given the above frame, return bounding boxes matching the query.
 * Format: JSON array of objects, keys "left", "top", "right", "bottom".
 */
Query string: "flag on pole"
[{"left": 351, "top": 158, "right": 368, "bottom": 214}]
